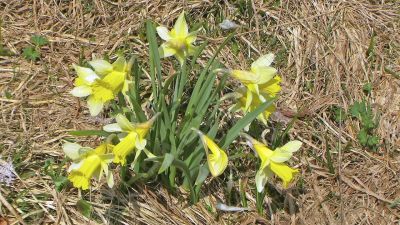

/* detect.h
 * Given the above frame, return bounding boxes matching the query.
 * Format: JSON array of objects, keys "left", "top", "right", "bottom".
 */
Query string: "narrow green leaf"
[
  {"left": 68, "top": 130, "right": 109, "bottom": 137},
  {"left": 76, "top": 199, "right": 92, "bottom": 218},
  {"left": 220, "top": 98, "right": 276, "bottom": 149},
  {"left": 195, "top": 164, "right": 209, "bottom": 185},
  {"left": 158, "top": 153, "right": 175, "bottom": 174}
]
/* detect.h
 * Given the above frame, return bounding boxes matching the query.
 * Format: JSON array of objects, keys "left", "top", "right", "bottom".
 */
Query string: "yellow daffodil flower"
[
  {"left": 103, "top": 113, "right": 160, "bottom": 165},
  {"left": 230, "top": 75, "right": 281, "bottom": 125},
  {"left": 243, "top": 134, "right": 302, "bottom": 192},
  {"left": 70, "top": 56, "right": 133, "bottom": 116},
  {"left": 193, "top": 129, "right": 228, "bottom": 177},
  {"left": 228, "top": 53, "right": 278, "bottom": 110},
  {"left": 63, "top": 142, "right": 114, "bottom": 190},
  {"left": 157, "top": 11, "right": 198, "bottom": 64}
]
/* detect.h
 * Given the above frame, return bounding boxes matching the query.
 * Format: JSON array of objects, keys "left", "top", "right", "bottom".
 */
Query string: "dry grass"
[{"left": 0, "top": 0, "right": 399, "bottom": 224}]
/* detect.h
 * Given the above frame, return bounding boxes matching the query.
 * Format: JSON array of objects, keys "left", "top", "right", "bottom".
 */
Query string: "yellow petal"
[
  {"left": 173, "top": 11, "right": 188, "bottom": 38},
  {"left": 113, "top": 132, "right": 137, "bottom": 165},
  {"left": 133, "top": 112, "right": 160, "bottom": 139},
  {"left": 259, "top": 76, "right": 281, "bottom": 97},
  {"left": 101, "top": 71, "right": 126, "bottom": 93},
  {"left": 252, "top": 67, "right": 277, "bottom": 84},
  {"left": 243, "top": 134, "right": 273, "bottom": 169},
  {"left": 87, "top": 96, "right": 104, "bottom": 116},
  {"left": 112, "top": 56, "right": 127, "bottom": 72},
  {"left": 159, "top": 43, "right": 177, "bottom": 58},
  {"left": 269, "top": 162, "right": 298, "bottom": 188},
  {"left": 230, "top": 70, "right": 260, "bottom": 84},
  {"left": 88, "top": 59, "right": 113, "bottom": 76},
  {"left": 68, "top": 154, "right": 102, "bottom": 190}
]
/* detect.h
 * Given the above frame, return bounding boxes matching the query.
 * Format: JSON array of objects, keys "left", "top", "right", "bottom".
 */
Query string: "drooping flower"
[
  {"left": 157, "top": 11, "right": 198, "bottom": 64},
  {"left": 63, "top": 142, "right": 114, "bottom": 190},
  {"left": 228, "top": 53, "right": 278, "bottom": 110},
  {"left": 103, "top": 113, "right": 159, "bottom": 165},
  {"left": 243, "top": 134, "right": 302, "bottom": 192},
  {"left": 193, "top": 129, "right": 228, "bottom": 177},
  {"left": 70, "top": 56, "right": 133, "bottom": 116}
]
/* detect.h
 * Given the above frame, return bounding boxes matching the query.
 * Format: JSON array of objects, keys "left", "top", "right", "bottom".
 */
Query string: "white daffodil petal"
[
  {"left": 106, "top": 170, "right": 114, "bottom": 188},
  {"left": 103, "top": 123, "right": 123, "bottom": 132},
  {"left": 63, "top": 142, "right": 82, "bottom": 160},
  {"left": 135, "top": 138, "right": 147, "bottom": 150},
  {"left": 70, "top": 86, "right": 92, "bottom": 97},
  {"left": 73, "top": 64, "right": 99, "bottom": 83},
  {"left": 255, "top": 169, "right": 268, "bottom": 193},
  {"left": 280, "top": 140, "right": 303, "bottom": 153},
  {"left": 67, "top": 161, "right": 83, "bottom": 172},
  {"left": 270, "top": 150, "right": 292, "bottom": 163},
  {"left": 159, "top": 44, "right": 177, "bottom": 58},
  {"left": 254, "top": 67, "right": 277, "bottom": 84},
  {"left": 87, "top": 96, "right": 104, "bottom": 116},
  {"left": 88, "top": 59, "right": 113, "bottom": 76},
  {"left": 251, "top": 53, "right": 275, "bottom": 70},
  {"left": 174, "top": 11, "right": 188, "bottom": 37},
  {"left": 156, "top": 26, "right": 171, "bottom": 41},
  {"left": 115, "top": 114, "right": 135, "bottom": 131}
]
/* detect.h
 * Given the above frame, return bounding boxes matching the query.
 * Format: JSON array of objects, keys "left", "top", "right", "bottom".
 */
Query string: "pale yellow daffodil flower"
[
  {"left": 243, "top": 134, "right": 302, "bottom": 192},
  {"left": 229, "top": 53, "right": 278, "bottom": 110},
  {"left": 63, "top": 142, "right": 114, "bottom": 190},
  {"left": 193, "top": 129, "right": 228, "bottom": 177},
  {"left": 70, "top": 56, "right": 133, "bottom": 116},
  {"left": 157, "top": 11, "right": 198, "bottom": 64},
  {"left": 103, "top": 113, "right": 160, "bottom": 165}
]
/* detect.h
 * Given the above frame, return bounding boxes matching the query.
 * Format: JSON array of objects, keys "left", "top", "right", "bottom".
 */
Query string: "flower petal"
[
  {"left": 88, "top": 59, "right": 113, "bottom": 76},
  {"left": 73, "top": 64, "right": 99, "bottom": 83},
  {"left": 280, "top": 140, "right": 303, "bottom": 153},
  {"left": 115, "top": 114, "right": 135, "bottom": 131},
  {"left": 230, "top": 70, "right": 260, "bottom": 84},
  {"left": 67, "top": 161, "right": 83, "bottom": 172},
  {"left": 159, "top": 43, "right": 177, "bottom": 58},
  {"left": 63, "top": 142, "right": 82, "bottom": 161},
  {"left": 253, "top": 67, "right": 277, "bottom": 84},
  {"left": 106, "top": 170, "right": 114, "bottom": 188},
  {"left": 255, "top": 167, "right": 273, "bottom": 193},
  {"left": 112, "top": 56, "right": 127, "bottom": 72},
  {"left": 251, "top": 53, "right": 275, "bottom": 70},
  {"left": 70, "top": 86, "right": 92, "bottom": 97},
  {"left": 103, "top": 123, "right": 123, "bottom": 132},
  {"left": 269, "top": 162, "right": 298, "bottom": 188},
  {"left": 87, "top": 96, "right": 104, "bottom": 116},
  {"left": 156, "top": 26, "right": 171, "bottom": 41},
  {"left": 173, "top": 11, "right": 188, "bottom": 37}
]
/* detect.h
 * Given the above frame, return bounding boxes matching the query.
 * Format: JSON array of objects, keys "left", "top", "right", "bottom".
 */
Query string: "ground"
[{"left": 0, "top": 0, "right": 399, "bottom": 224}]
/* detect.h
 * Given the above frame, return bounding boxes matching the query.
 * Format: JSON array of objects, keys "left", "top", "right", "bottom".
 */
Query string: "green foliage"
[
  {"left": 349, "top": 99, "right": 380, "bottom": 151},
  {"left": 22, "top": 46, "right": 40, "bottom": 61},
  {"left": 22, "top": 35, "right": 49, "bottom": 61},
  {"left": 332, "top": 106, "right": 346, "bottom": 123},
  {"left": 76, "top": 199, "right": 92, "bottom": 218},
  {"left": 43, "top": 159, "right": 69, "bottom": 192}
]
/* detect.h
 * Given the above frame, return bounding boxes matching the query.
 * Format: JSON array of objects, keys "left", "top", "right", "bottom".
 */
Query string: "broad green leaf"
[
  {"left": 195, "top": 164, "right": 209, "bottom": 185},
  {"left": 158, "top": 153, "right": 175, "bottom": 174},
  {"left": 77, "top": 199, "right": 92, "bottom": 218}
]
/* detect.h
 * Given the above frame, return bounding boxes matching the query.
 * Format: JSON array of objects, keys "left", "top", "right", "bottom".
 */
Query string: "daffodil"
[
  {"left": 103, "top": 113, "right": 159, "bottom": 165},
  {"left": 243, "top": 134, "right": 302, "bottom": 192},
  {"left": 228, "top": 53, "right": 278, "bottom": 110},
  {"left": 63, "top": 142, "right": 114, "bottom": 190},
  {"left": 193, "top": 129, "right": 228, "bottom": 177},
  {"left": 70, "top": 56, "right": 133, "bottom": 116},
  {"left": 157, "top": 11, "right": 198, "bottom": 64}
]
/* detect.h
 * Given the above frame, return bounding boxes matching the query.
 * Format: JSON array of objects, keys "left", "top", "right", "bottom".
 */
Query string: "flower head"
[
  {"left": 193, "top": 129, "right": 228, "bottom": 177},
  {"left": 228, "top": 54, "right": 278, "bottom": 110},
  {"left": 70, "top": 56, "right": 133, "bottom": 116},
  {"left": 157, "top": 11, "right": 198, "bottom": 64},
  {"left": 243, "top": 134, "right": 301, "bottom": 192},
  {"left": 103, "top": 113, "right": 159, "bottom": 165},
  {"left": 63, "top": 142, "right": 114, "bottom": 190}
]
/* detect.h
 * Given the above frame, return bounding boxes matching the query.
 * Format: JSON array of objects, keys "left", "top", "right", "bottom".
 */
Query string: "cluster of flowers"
[{"left": 64, "top": 12, "right": 301, "bottom": 194}]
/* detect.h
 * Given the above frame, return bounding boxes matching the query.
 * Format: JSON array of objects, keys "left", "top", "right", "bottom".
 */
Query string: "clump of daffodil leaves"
[{"left": 63, "top": 11, "right": 302, "bottom": 210}]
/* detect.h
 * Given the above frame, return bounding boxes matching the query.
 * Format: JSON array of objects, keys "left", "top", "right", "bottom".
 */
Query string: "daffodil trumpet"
[
  {"left": 63, "top": 142, "right": 114, "bottom": 190},
  {"left": 70, "top": 56, "right": 133, "bottom": 116},
  {"left": 242, "top": 133, "right": 302, "bottom": 192},
  {"left": 192, "top": 128, "right": 228, "bottom": 177},
  {"left": 157, "top": 11, "right": 199, "bottom": 65},
  {"left": 103, "top": 113, "right": 160, "bottom": 165}
]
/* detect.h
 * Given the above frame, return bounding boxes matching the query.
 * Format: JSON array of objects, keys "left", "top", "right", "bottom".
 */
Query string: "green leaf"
[
  {"left": 220, "top": 98, "right": 276, "bottom": 149},
  {"left": 22, "top": 46, "right": 40, "bottom": 61},
  {"left": 158, "top": 153, "right": 175, "bottom": 174},
  {"left": 76, "top": 199, "right": 92, "bottom": 218},
  {"left": 362, "top": 83, "right": 372, "bottom": 94},
  {"left": 195, "top": 164, "right": 209, "bottom": 185},
  {"left": 357, "top": 129, "right": 368, "bottom": 145},
  {"left": 333, "top": 106, "right": 346, "bottom": 123},
  {"left": 54, "top": 176, "right": 69, "bottom": 192},
  {"left": 68, "top": 130, "right": 109, "bottom": 137},
  {"left": 31, "top": 35, "right": 49, "bottom": 46}
]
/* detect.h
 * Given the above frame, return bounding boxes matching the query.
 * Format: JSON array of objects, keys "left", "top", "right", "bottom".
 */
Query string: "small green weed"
[{"left": 22, "top": 34, "right": 49, "bottom": 61}]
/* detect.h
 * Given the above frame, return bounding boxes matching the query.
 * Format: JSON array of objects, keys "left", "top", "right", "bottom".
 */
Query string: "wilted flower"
[
  {"left": 71, "top": 56, "right": 133, "bottom": 116},
  {"left": 193, "top": 129, "right": 228, "bottom": 177},
  {"left": 103, "top": 113, "right": 159, "bottom": 165},
  {"left": 243, "top": 134, "right": 302, "bottom": 192},
  {"left": 63, "top": 142, "right": 114, "bottom": 190},
  {"left": 157, "top": 11, "right": 198, "bottom": 64}
]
